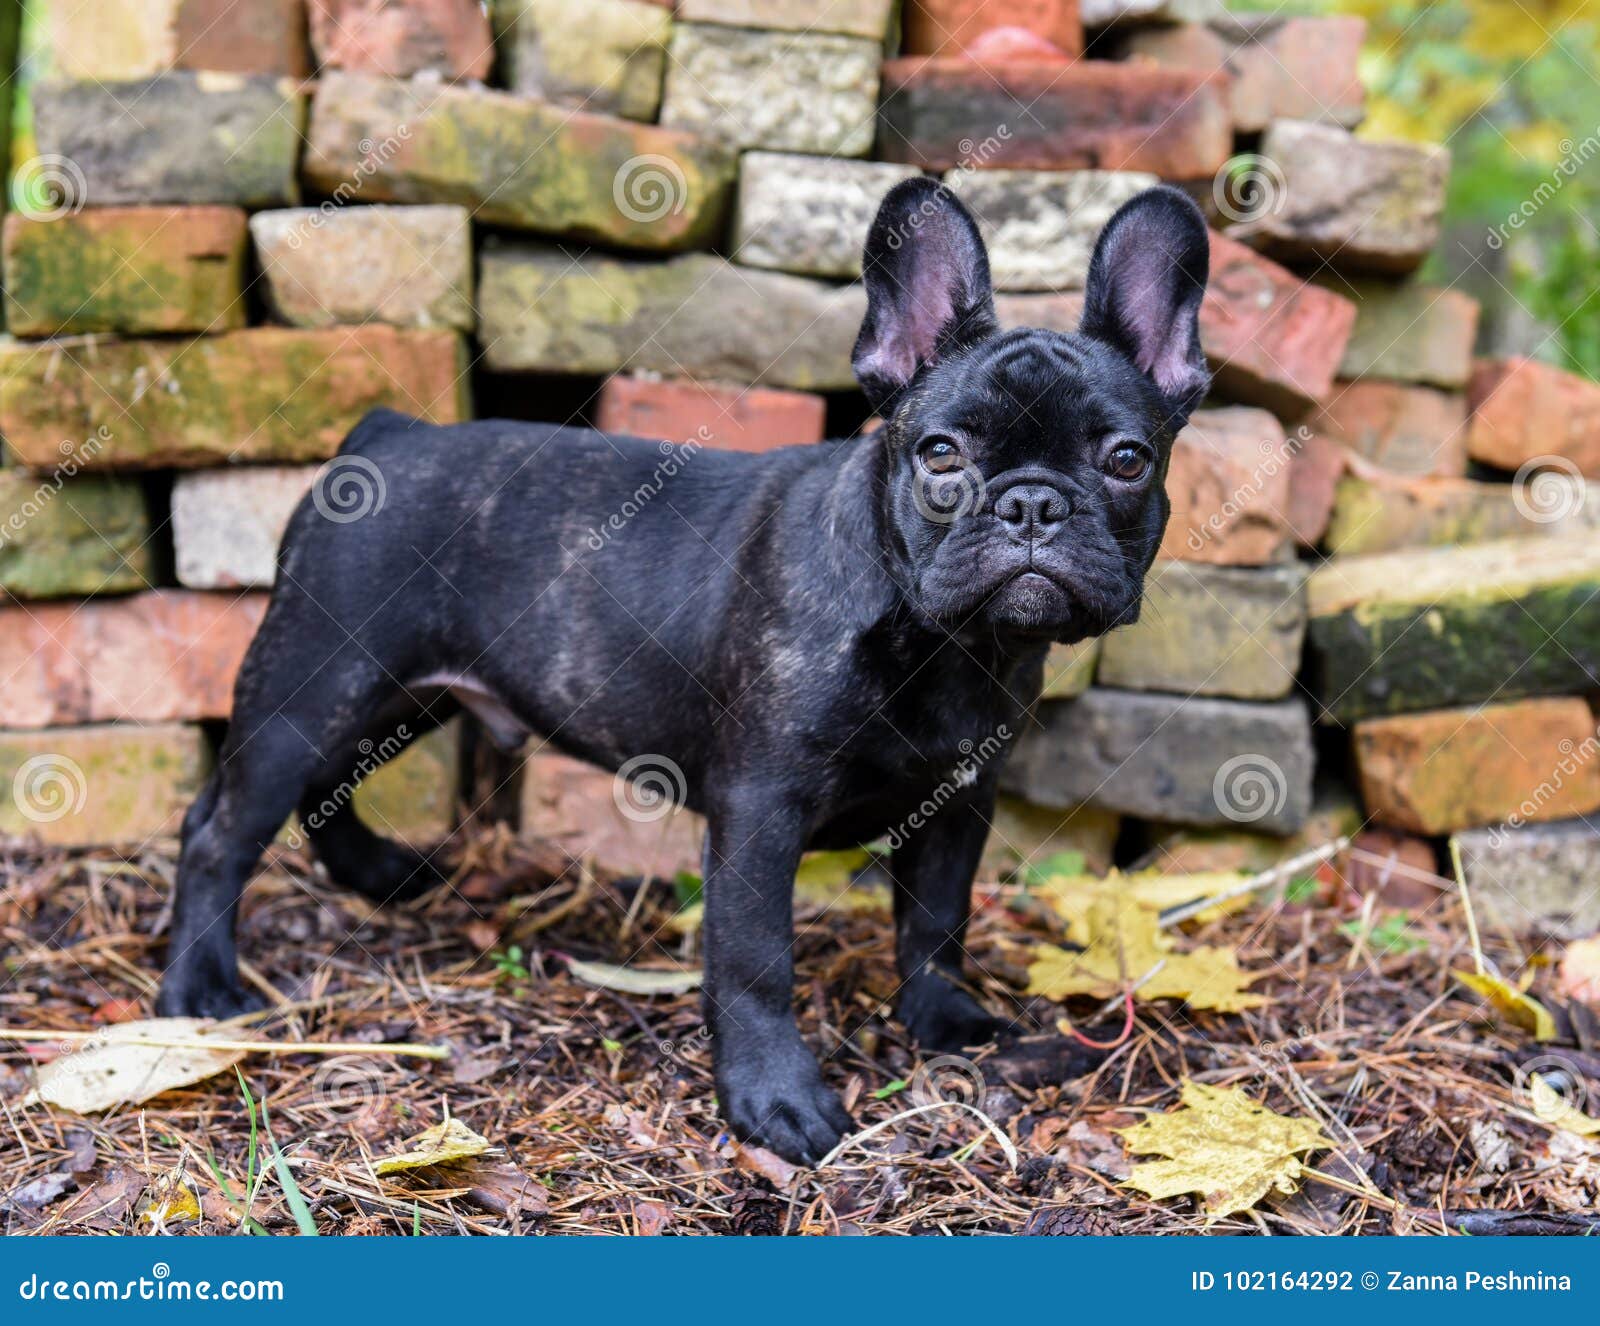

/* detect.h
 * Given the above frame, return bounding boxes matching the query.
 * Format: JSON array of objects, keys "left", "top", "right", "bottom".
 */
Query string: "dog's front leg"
[
  {"left": 701, "top": 782, "right": 853, "bottom": 1166},
  {"left": 891, "top": 788, "right": 1002, "bottom": 1054}
]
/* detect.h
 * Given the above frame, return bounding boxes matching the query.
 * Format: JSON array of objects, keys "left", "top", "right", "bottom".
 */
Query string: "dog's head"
[{"left": 852, "top": 177, "right": 1210, "bottom": 644}]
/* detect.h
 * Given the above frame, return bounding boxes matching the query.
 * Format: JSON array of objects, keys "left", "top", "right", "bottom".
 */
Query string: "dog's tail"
[{"left": 338, "top": 406, "right": 419, "bottom": 455}]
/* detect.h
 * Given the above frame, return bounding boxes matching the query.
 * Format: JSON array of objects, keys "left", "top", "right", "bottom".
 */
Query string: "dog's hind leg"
[{"left": 295, "top": 691, "right": 461, "bottom": 905}]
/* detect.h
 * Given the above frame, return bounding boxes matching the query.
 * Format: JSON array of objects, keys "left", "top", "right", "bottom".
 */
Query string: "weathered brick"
[
  {"left": 1334, "top": 281, "right": 1480, "bottom": 389},
  {"left": 1308, "top": 381, "right": 1468, "bottom": 477},
  {"left": 1162, "top": 407, "right": 1295, "bottom": 566},
  {"left": 680, "top": 0, "right": 894, "bottom": 39},
  {"left": 979, "top": 797, "right": 1119, "bottom": 879},
  {"left": 250, "top": 205, "right": 474, "bottom": 331},
  {"left": 0, "top": 723, "right": 210, "bottom": 846},
  {"left": 1139, "top": 797, "right": 1361, "bottom": 876},
  {"left": 3, "top": 207, "right": 247, "bottom": 337},
  {"left": 492, "top": 0, "right": 670, "bottom": 122},
  {"left": 1468, "top": 356, "right": 1600, "bottom": 476},
  {"left": 1116, "top": 15, "right": 1364, "bottom": 132},
  {"left": 1306, "top": 536, "right": 1600, "bottom": 722},
  {"left": 1243, "top": 121, "right": 1450, "bottom": 276},
  {"left": 661, "top": 25, "right": 881, "bottom": 156},
  {"left": 309, "top": 0, "right": 493, "bottom": 79},
  {"left": 1004, "top": 689, "right": 1315, "bottom": 832},
  {"left": 520, "top": 750, "right": 704, "bottom": 879},
  {"left": 305, "top": 73, "right": 734, "bottom": 252},
  {"left": 734, "top": 154, "right": 921, "bottom": 279},
  {"left": 1041, "top": 639, "right": 1099, "bottom": 700},
  {"left": 1355, "top": 698, "right": 1600, "bottom": 836},
  {"left": 1454, "top": 819, "right": 1600, "bottom": 940},
  {"left": 595, "top": 376, "right": 827, "bottom": 451},
  {"left": 1201, "top": 230, "right": 1356, "bottom": 417},
  {"left": 45, "top": 0, "right": 310, "bottom": 77},
  {"left": 478, "top": 246, "right": 865, "bottom": 390},
  {"left": 350, "top": 724, "right": 460, "bottom": 847},
  {"left": 0, "top": 471, "right": 152, "bottom": 599},
  {"left": 964, "top": 26, "right": 1076, "bottom": 60},
  {"left": 944, "top": 168, "right": 1159, "bottom": 291},
  {"left": 1082, "top": 0, "right": 1223, "bottom": 22},
  {"left": 1286, "top": 430, "right": 1344, "bottom": 548},
  {"left": 994, "top": 291, "right": 1085, "bottom": 334},
  {"left": 1097, "top": 560, "right": 1307, "bottom": 700},
  {"left": 902, "top": 0, "right": 1083, "bottom": 57},
  {"left": 174, "top": 0, "right": 311, "bottom": 75},
  {"left": 0, "top": 327, "right": 467, "bottom": 470},
  {"left": 33, "top": 74, "right": 304, "bottom": 208},
  {"left": 171, "top": 467, "right": 317, "bottom": 590},
  {"left": 1324, "top": 472, "right": 1600, "bottom": 557},
  {"left": 0, "top": 591, "right": 267, "bottom": 729},
  {"left": 877, "top": 59, "right": 1231, "bottom": 177}
]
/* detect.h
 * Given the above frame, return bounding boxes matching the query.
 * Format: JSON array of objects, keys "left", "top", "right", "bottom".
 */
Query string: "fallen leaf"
[
  {"left": 1039, "top": 869, "right": 1252, "bottom": 943},
  {"left": 372, "top": 1117, "right": 496, "bottom": 1175},
  {"left": 1558, "top": 936, "right": 1600, "bottom": 1005},
  {"left": 564, "top": 957, "right": 702, "bottom": 997},
  {"left": 140, "top": 1165, "right": 202, "bottom": 1226},
  {"left": 1454, "top": 970, "right": 1558, "bottom": 1042},
  {"left": 794, "top": 849, "right": 889, "bottom": 915},
  {"left": 730, "top": 1140, "right": 801, "bottom": 1188},
  {"left": 460, "top": 1160, "right": 550, "bottom": 1219},
  {"left": 27, "top": 1018, "right": 248, "bottom": 1113},
  {"left": 1117, "top": 1081, "right": 1333, "bottom": 1221},
  {"left": 1027, "top": 895, "right": 1265, "bottom": 1012},
  {"left": 1531, "top": 1075, "right": 1600, "bottom": 1137},
  {"left": 3, "top": 1170, "right": 76, "bottom": 1211}
]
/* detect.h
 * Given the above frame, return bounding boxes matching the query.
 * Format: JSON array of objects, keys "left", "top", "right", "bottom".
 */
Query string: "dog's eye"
[
  {"left": 917, "top": 436, "right": 964, "bottom": 473},
  {"left": 1104, "top": 444, "right": 1151, "bottom": 483}
]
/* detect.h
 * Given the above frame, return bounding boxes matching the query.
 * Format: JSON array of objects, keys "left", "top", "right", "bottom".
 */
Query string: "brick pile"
[{"left": 0, "top": 0, "right": 1594, "bottom": 940}]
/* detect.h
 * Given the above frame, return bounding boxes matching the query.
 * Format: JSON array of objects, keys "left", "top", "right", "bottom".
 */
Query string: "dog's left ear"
[
  {"left": 853, "top": 177, "right": 998, "bottom": 414},
  {"left": 1079, "top": 186, "right": 1211, "bottom": 425}
]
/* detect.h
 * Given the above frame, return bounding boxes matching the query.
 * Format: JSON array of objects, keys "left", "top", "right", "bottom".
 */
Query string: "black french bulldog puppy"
[{"left": 156, "top": 179, "right": 1210, "bottom": 1164}]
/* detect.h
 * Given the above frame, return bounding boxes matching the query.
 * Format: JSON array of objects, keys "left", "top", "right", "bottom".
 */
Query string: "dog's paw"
[
  {"left": 898, "top": 971, "right": 1000, "bottom": 1053},
  {"left": 718, "top": 1039, "right": 854, "bottom": 1167},
  {"left": 154, "top": 974, "right": 266, "bottom": 1021}
]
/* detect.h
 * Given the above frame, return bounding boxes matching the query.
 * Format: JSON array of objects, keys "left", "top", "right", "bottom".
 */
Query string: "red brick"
[
  {"left": 1117, "top": 16, "right": 1365, "bottom": 133},
  {"left": 1161, "top": 407, "right": 1294, "bottom": 566},
  {"left": 1468, "top": 356, "right": 1600, "bottom": 476},
  {"left": 902, "top": 0, "right": 1082, "bottom": 58},
  {"left": 1355, "top": 698, "right": 1600, "bottom": 836},
  {"left": 964, "top": 25, "right": 1075, "bottom": 61},
  {"left": 1287, "top": 430, "right": 1345, "bottom": 548},
  {"left": 1343, "top": 829, "right": 1440, "bottom": 910},
  {"left": 176, "top": 0, "right": 310, "bottom": 75},
  {"left": 1200, "top": 231, "right": 1357, "bottom": 418},
  {"left": 0, "top": 591, "right": 266, "bottom": 729},
  {"left": 308, "top": 0, "right": 492, "bottom": 80},
  {"left": 596, "top": 376, "right": 828, "bottom": 452},
  {"left": 877, "top": 59, "right": 1230, "bottom": 178},
  {"left": 1310, "top": 380, "right": 1468, "bottom": 478}
]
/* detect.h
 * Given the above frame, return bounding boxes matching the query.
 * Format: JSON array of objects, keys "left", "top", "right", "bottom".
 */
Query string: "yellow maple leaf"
[
  {"left": 1038, "top": 868, "right": 1252, "bottom": 945},
  {"left": 1026, "top": 895, "right": 1265, "bottom": 1013},
  {"left": 1531, "top": 1076, "right": 1600, "bottom": 1137},
  {"left": 1454, "top": 970, "right": 1558, "bottom": 1042},
  {"left": 1117, "top": 1081, "right": 1333, "bottom": 1220},
  {"left": 372, "top": 1117, "right": 496, "bottom": 1175}
]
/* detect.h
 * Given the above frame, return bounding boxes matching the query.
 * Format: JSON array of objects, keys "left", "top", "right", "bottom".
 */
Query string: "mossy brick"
[
  {"left": 32, "top": 74, "right": 304, "bottom": 207},
  {"left": 0, "top": 722, "right": 211, "bottom": 846},
  {"left": 492, "top": 0, "right": 671, "bottom": 122},
  {"left": 478, "top": 245, "right": 865, "bottom": 390},
  {"left": 1096, "top": 560, "right": 1307, "bottom": 700},
  {"left": 41, "top": 0, "right": 310, "bottom": 78},
  {"left": 304, "top": 72, "right": 734, "bottom": 252},
  {"left": 1309, "top": 380, "right": 1468, "bottom": 478},
  {"left": 1333, "top": 281, "right": 1480, "bottom": 390},
  {"left": 286, "top": 721, "right": 461, "bottom": 849},
  {"left": 682, "top": 0, "right": 895, "bottom": 40},
  {"left": 877, "top": 59, "right": 1231, "bottom": 177},
  {"left": 1041, "top": 639, "right": 1099, "bottom": 700},
  {"left": 1306, "top": 536, "right": 1600, "bottom": 723},
  {"left": 0, "top": 470, "right": 152, "bottom": 599},
  {"left": 1324, "top": 473, "right": 1600, "bottom": 557},
  {"left": 0, "top": 327, "right": 467, "bottom": 470},
  {"left": 1245, "top": 121, "right": 1450, "bottom": 276},
  {"left": 661, "top": 25, "right": 881, "bottom": 157},
  {"left": 3, "top": 207, "right": 247, "bottom": 337},
  {"left": 0, "top": 590, "right": 267, "bottom": 728},
  {"left": 1354, "top": 698, "right": 1600, "bottom": 836},
  {"left": 250, "top": 205, "right": 474, "bottom": 331}
]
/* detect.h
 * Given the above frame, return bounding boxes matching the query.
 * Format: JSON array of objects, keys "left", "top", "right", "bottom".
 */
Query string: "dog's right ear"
[{"left": 852, "top": 178, "right": 998, "bottom": 415}]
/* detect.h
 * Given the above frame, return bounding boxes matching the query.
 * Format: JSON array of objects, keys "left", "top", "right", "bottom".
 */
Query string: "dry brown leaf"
[
  {"left": 27, "top": 1018, "right": 248, "bottom": 1113},
  {"left": 565, "top": 958, "right": 702, "bottom": 997},
  {"left": 1117, "top": 1081, "right": 1333, "bottom": 1221}
]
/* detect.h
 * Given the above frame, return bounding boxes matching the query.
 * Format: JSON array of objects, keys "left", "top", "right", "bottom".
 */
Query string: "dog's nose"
[{"left": 994, "top": 484, "right": 1069, "bottom": 540}]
